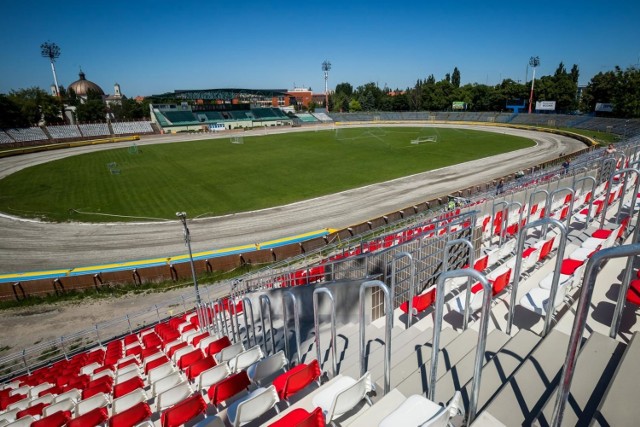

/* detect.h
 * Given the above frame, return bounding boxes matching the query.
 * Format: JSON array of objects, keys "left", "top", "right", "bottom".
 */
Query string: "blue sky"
[{"left": 1, "top": 0, "right": 638, "bottom": 97}]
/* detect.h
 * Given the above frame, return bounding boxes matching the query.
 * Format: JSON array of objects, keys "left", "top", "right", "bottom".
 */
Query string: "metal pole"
[
  {"left": 574, "top": 176, "right": 596, "bottom": 226},
  {"left": 390, "top": 252, "right": 415, "bottom": 328},
  {"left": 442, "top": 239, "right": 475, "bottom": 330},
  {"left": 428, "top": 269, "right": 491, "bottom": 425},
  {"left": 176, "top": 212, "right": 201, "bottom": 305},
  {"left": 283, "top": 291, "right": 302, "bottom": 365},
  {"left": 242, "top": 297, "right": 256, "bottom": 347},
  {"left": 313, "top": 287, "right": 338, "bottom": 377},
  {"left": 359, "top": 280, "right": 392, "bottom": 394},
  {"left": 551, "top": 244, "right": 640, "bottom": 426},
  {"left": 259, "top": 295, "right": 275, "bottom": 356}
]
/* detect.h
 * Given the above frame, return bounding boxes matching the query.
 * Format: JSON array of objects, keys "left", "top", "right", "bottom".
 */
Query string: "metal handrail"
[
  {"left": 442, "top": 238, "right": 475, "bottom": 330},
  {"left": 551, "top": 244, "right": 640, "bottom": 426},
  {"left": 549, "top": 187, "right": 575, "bottom": 230},
  {"left": 258, "top": 295, "right": 275, "bottom": 356},
  {"left": 598, "top": 157, "right": 618, "bottom": 228},
  {"left": 610, "top": 168, "right": 640, "bottom": 225},
  {"left": 228, "top": 297, "right": 239, "bottom": 343},
  {"left": 610, "top": 171, "right": 640, "bottom": 338},
  {"left": 359, "top": 280, "right": 392, "bottom": 394},
  {"left": 492, "top": 201, "right": 508, "bottom": 245},
  {"left": 313, "top": 287, "right": 337, "bottom": 377},
  {"left": 506, "top": 217, "right": 568, "bottom": 336},
  {"left": 282, "top": 291, "right": 302, "bottom": 366},
  {"left": 242, "top": 297, "right": 256, "bottom": 348},
  {"left": 428, "top": 268, "right": 491, "bottom": 425},
  {"left": 527, "top": 189, "right": 549, "bottom": 224},
  {"left": 574, "top": 176, "right": 596, "bottom": 226},
  {"left": 390, "top": 252, "right": 415, "bottom": 328}
]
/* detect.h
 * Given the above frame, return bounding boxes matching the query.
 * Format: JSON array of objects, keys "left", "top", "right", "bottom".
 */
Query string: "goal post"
[
  {"left": 230, "top": 136, "right": 244, "bottom": 144},
  {"left": 410, "top": 135, "right": 438, "bottom": 144}
]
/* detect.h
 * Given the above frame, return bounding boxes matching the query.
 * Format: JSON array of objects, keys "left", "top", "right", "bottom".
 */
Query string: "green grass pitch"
[{"left": 0, "top": 127, "right": 534, "bottom": 222}]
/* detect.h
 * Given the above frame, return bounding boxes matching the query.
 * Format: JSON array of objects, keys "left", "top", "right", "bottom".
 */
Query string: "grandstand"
[
  {"left": 5, "top": 127, "right": 48, "bottom": 143},
  {"left": 46, "top": 125, "right": 82, "bottom": 140},
  {"left": 2, "top": 130, "right": 640, "bottom": 425}
]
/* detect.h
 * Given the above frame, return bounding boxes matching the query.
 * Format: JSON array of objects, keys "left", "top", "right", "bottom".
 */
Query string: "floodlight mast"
[
  {"left": 176, "top": 212, "right": 201, "bottom": 304},
  {"left": 41, "top": 41, "right": 61, "bottom": 97},
  {"left": 322, "top": 60, "right": 331, "bottom": 111},
  {"left": 528, "top": 56, "right": 540, "bottom": 114}
]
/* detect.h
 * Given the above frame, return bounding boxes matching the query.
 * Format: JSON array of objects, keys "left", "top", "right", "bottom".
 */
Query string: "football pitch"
[{"left": 0, "top": 127, "right": 534, "bottom": 222}]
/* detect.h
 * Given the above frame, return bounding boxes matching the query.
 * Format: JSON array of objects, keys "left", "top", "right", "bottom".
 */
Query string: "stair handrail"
[
  {"left": 598, "top": 157, "right": 619, "bottom": 228},
  {"left": 573, "top": 176, "right": 596, "bottom": 226},
  {"left": 442, "top": 238, "right": 475, "bottom": 330},
  {"left": 492, "top": 200, "right": 509, "bottom": 246},
  {"left": 242, "top": 297, "right": 257, "bottom": 348},
  {"left": 506, "top": 217, "right": 568, "bottom": 336},
  {"left": 551, "top": 243, "right": 640, "bottom": 426},
  {"left": 428, "top": 268, "right": 491, "bottom": 425},
  {"left": 258, "top": 295, "right": 275, "bottom": 356},
  {"left": 527, "top": 189, "right": 549, "bottom": 224},
  {"left": 359, "top": 280, "right": 392, "bottom": 394},
  {"left": 549, "top": 187, "right": 575, "bottom": 230},
  {"left": 228, "top": 297, "right": 240, "bottom": 343},
  {"left": 390, "top": 251, "right": 415, "bottom": 328},
  {"left": 609, "top": 168, "right": 640, "bottom": 226},
  {"left": 283, "top": 291, "right": 302, "bottom": 366},
  {"left": 611, "top": 170, "right": 640, "bottom": 338},
  {"left": 313, "top": 287, "right": 338, "bottom": 377}
]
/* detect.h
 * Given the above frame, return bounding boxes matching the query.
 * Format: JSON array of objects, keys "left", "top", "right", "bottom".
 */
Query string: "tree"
[
  {"left": 452, "top": 67, "right": 461, "bottom": 88},
  {"left": 0, "top": 94, "right": 28, "bottom": 128},
  {"left": 348, "top": 99, "right": 362, "bottom": 112},
  {"left": 76, "top": 99, "right": 106, "bottom": 122},
  {"left": 7, "top": 87, "right": 62, "bottom": 126},
  {"left": 570, "top": 64, "right": 579, "bottom": 84},
  {"left": 334, "top": 82, "right": 353, "bottom": 97}
]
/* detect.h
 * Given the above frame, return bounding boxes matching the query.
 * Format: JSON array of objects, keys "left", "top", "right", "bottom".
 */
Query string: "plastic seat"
[
  {"left": 28, "top": 382, "right": 53, "bottom": 399},
  {"left": 229, "top": 345, "right": 264, "bottom": 372},
  {"left": 400, "top": 288, "right": 435, "bottom": 315},
  {"left": 191, "top": 332, "right": 210, "bottom": 348},
  {"left": 80, "top": 362, "right": 102, "bottom": 376},
  {"left": 15, "top": 402, "right": 48, "bottom": 419},
  {"left": 450, "top": 282, "right": 485, "bottom": 315},
  {"left": 520, "top": 284, "right": 570, "bottom": 315},
  {"left": 379, "top": 391, "right": 464, "bottom": 427},
  {"left": 247, "top": 350, "right": 288, "bottom": 386},
  {"left": 197, "top": 362, "right": 232, "bottom": 391},
  {"left": 82, "top": 379, "right": 113, "bottom": 400},
  {"left": 43, "top": 398, "right": 76, "bottom": 417},
  {"left": 167, "top": 342, "right": 188, "bottom": 359},
  {"left": 144, "top": 354, "right": 169, "bottom": 374},
  {"left": 76, "top": 392, "right": 110, "bottom": 416},
  {"left": 68, "top": 406, "right": 109, "bottom": 427},
  {"left": 31, "top": 409, "right": 72, "bottom": 427},
  {"left": 226, "top": 385, "right": 280, "bottom": 427},
  {"left": 214, "top": 342, "right": 244, "bottom": 364},
  {"left": 0, "top": 408, "right": 19, "bottom": 424},
  {"left": 311, "top": 373, "right": 373, "bottom": 424},
  {"left": 172, "top": 345, "right": 196, "bottom": 363},
  {"left": 3, "top": 415, "right": 33, "bottom": 427},
  {"left": 489, "top": 268, "right": 512, "bottom": 296},
  {"left": 185, "top": 355, "right": 216, "bottom": 381},
  {"left": 148, "top": 362, "right": 176, "bottom": 385},
  {"left": 207, "top": 371, "right": 251, "bottom": 407},
  {"left": 177, "top": 348, "right": 204, "bottom": 370},
  {"left": 267, "top": 407, "right": 325, "bottom": 427},
  {"left": 626, "top": 280, "right": 640, "bottom": 305},
  {"left": 152, "top": 371, "right": 184, "bottom": 397},
  {"left": 273, "top": 359, "right": 321, "bottom": 400},
  {"left": 204, "top": 336, "right": 232, "bottom": 357},
  {"left": 156, "top": 381, "right": 193, "bottom": 413},
  {"left": 109, "top": 401, "right": 152, "bottom": 427},
  {"left": 112, "top": 388, "right": 148, "bottom": 415},
  {"left": 113, "top": 376, "right": 144, "bottom": 399},
  {"left": 197, "top": 336, "right": 220, "bottom": 352},
  {"left": 160, "top": 394, "right": 207, "bottom": 427},
  {"left": 52, "top": 388, "right": 82, "bottom": 404}
]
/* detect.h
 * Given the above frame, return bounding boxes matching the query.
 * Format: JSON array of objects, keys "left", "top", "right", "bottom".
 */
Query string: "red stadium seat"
[
  {"left": 207, "top": 371, "right": 251, "bottom": 407},
  {"left": 185, "top": 355, "right": 216, "bottom": 381},
  {"left": 268, "top": 407, "right": 325, "bottom": 427},
  {"left": 160, "top": 394, "right": 207, "bottom": 427},
  {"left": 177, "top": 348, "right": 204, "bottom": 370},
  {"left": 109, "top": 401, "right": 152, "bottom": 427},
  {"left": 32, "top": 410, "right": 72, "bottom": 427},
  {"left": 68, "top": 406, "right": 109, "bottom": 427},
  {"left": 272, "top": 359, "right": 321, "bottom": 400},
  {"left": 205, "top": 336, "right": 231, "bottom": 357},
  {"left": 113, "top": 376, "right": 145, "bottom": 399},
  {"left": 400, "top": 289, "right": 436, "bottom": 315},
  {"left": 145, "top": 355, "right": 170, "bottom": 374}
]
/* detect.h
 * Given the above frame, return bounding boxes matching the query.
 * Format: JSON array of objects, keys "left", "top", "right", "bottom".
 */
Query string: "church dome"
[{"left": 68, "top": 70, "right": 104, "bottom": 97}]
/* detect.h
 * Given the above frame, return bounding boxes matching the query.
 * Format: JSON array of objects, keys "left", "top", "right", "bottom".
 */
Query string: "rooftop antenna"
[
  {"left": 322, "top": 60, "right": 331, "bottom": 111},
  {"left": 41, "top": 41, "right": 61, "bottom": 97}
]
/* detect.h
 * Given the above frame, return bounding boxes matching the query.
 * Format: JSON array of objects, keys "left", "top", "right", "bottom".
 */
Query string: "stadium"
[{"left": 2, "top": 10, "right": 640, "bottom": 424}]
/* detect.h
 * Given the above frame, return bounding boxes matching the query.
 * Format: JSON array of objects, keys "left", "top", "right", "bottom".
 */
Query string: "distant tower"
[
  {"left": 50, "top": 84, "right": 58, "bottom": 97},
  {"left": 322, "top": 60, "right": 331, "bottom": 111},
  {"left": 114, "top": 83, "right": 121, "bottom": 97},
  {"left": 528, "top": 56, "right": 540, "bottom": 114},
  {"left": 41, "top": 41, "right": 61, "bottom": 97}
]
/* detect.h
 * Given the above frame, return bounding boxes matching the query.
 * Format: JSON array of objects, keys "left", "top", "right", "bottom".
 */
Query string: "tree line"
[
  {"left": 330, "top": 63, "right": 640, "bottom": 118},
  {"left": 0, "top": 86, "right": 151, "bottom": 129}
]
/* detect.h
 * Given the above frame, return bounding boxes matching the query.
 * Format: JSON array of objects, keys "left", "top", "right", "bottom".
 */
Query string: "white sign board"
[{"left": 535, "top": 101, "right": 556, "bottom": 111}]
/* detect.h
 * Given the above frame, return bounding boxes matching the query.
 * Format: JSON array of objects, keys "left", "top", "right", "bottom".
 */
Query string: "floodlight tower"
[
  {"left": 176, "top": 212, "right": 201, "bottom": 305},
  {"left": 322, "top": 60, "right": 331, "bottom": 111},
  {"left": 528, "top": 56, "right": 540, "bottom": 114},
  {"left": 41, "top": 41, "right": 61, "bottom": 97}
]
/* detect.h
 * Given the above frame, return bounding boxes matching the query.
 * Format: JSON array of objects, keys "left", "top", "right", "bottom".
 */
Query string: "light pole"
[
  {"left": 528, "top": 56, "right": 540, "bottom": 114},
  {"left": 41, "top": 41, "right": 61, "bottom": 97},
  {"left": 322, "top": 60, "right": 331, "bottom": 111},
  {"left": 176, "top": 212, "right": 201, "bottom": 304}
]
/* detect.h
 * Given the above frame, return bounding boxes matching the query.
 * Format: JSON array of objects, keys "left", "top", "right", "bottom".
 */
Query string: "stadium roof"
[{"left": 152, "top": 88, "right": 289, "bottom": 101}]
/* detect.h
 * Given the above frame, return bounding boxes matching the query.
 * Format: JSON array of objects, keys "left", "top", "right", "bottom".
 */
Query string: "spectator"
[
  {"left": 496, "top": 179, "right": 505, "bottom": 195},
  {"left": 562, "top": 159, "right": 570, "bottom": 174},
  {"left": 606, "top": 144, "right": 617, "bottom": 155}
]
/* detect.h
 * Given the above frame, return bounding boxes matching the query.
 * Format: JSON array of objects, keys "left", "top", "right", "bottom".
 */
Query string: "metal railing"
[
  {"left": 282, "top": 291, "right": 302, "bottom": 366},
  {"left": 390, "top": 252, "right": 415, "bottom": 328},
  {"left": 359, "top": 280, "right": 392, "bottom": 394},
  {"left": 442, "top": 238, "right": 476, "bottom": 330},
  {"left": 313, "top": 287, "right": 337, "bottom": 377},
  {"left": 258, "top": 295, "right": 275, "bottom": 356}
]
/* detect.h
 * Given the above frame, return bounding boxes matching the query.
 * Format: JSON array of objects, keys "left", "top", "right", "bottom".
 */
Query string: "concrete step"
[
  {"left": 297, "top": 322, "right": 359, "bottom": 366},
  {"left": 335, "top": 325, "right": 410, "bottom": 375},
  {"left": 338, "top": 325, "right": 425, "bottom": 381},
  {"left": 476, "top": 329, "right": 571, "bottom": 425},
  {"left": 535, "top": 331, "right": 623, "bottom": 426},
  {"left": 345, "top": 388, "right": 407, "bottom": 427},
  {"left": 459, "top": 328, "right": 541, "bottom": 414},
  {"left": 433, "top": 328, "right": 511, "bottom": 405},
  {"left": 591, "top": 332, "right": 640, "bottom": 426}
]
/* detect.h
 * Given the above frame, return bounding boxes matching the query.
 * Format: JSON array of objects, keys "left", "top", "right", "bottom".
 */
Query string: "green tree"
[
  {"left": 0, "top": 94, "right": 29, "bottom": 128},
  {"left": 334, "top": 82, "right": 353, "bottom": 97},
  {"left": 76, "top": 99, "right": 106, "bottom": 122},
  {"left": 7, "top": 87, "right": 62, "bottom": 125},
  {"left": 452, "top": 67, "right": 461, "bottom": 88},
  {"left": 348, "top": 99, "right": 362, "bottom": 112}
]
